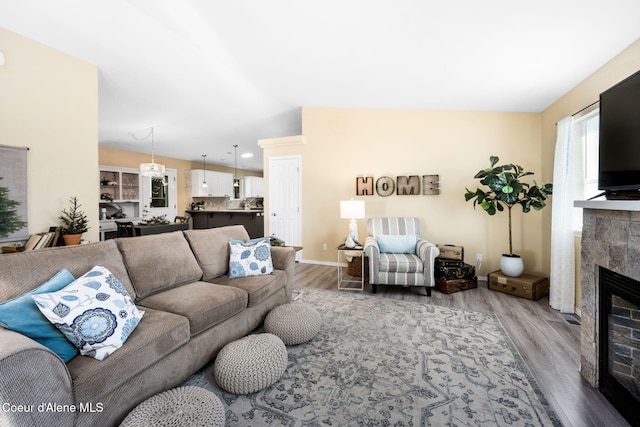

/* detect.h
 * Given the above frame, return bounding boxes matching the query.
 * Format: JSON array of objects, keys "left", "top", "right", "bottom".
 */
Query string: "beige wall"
[
  {"left": 541, "top": 37, "right": 640, "bottom": 310},
  {"left": 99, "top": 147, "right": 194, "bottom": 215},
  {"left": 99, "top": 146, "right": 263, "bottom": 214},
  {"left": 0, "top": 28, "right": 99, "bottom": 243},
  {"left": 263, "top": 107, "right": 547, "bottom": 274}
]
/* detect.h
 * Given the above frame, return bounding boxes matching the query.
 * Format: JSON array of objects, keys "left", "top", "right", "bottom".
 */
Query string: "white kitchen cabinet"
[
  {"left": 192, "top": 169, "right": 211, "bottom": 197},
  {"left": 192, "top": 170, "right": 233, "bottom": 197},
  {"left": 243, "top": 176, "right": 264, "bottom": 198},
  {"left": 216, "top": 172, "right": 234, "bottom": 198},
  {"left": 100, "top": 166, "right": 141, "bottom": 203}
]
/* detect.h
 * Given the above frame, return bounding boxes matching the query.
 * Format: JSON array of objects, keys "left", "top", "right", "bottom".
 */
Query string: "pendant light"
[
  {"left": 139, "top": 127, "right": 166, "bottom": 177},
  {"left": 201, "top": 154, "right": 208, "bottom": 188},
  {"left": 233, "top": 144, "right": 240, "bottom": 187}
]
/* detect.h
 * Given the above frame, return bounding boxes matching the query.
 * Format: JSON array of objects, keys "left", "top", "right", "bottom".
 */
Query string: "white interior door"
[
  {"left": 141, "top": 168, "right": 177, "bottom": 222},
  {"left": 269, "top": 156, "right": 302, "bottom": 258}
]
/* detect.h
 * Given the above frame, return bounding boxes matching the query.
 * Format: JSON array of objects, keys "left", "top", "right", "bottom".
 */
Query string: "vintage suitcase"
[
  {"left": 487, "top": 271, "right": 550, "bottom": 301},
  {"left": 436, "top": 244, "right": 464, "bottom": 261},
  {"left": 436, "top": 277, "right": 478, "bottom": 294},
  {"left": 435, "top": 258, "right": 476, "bottom": 280}
]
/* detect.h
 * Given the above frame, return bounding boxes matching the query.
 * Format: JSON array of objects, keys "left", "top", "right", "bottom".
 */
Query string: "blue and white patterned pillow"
[
  {"left": 32, "top": 265, "right": 145, "bottom": 361},
  {"left": 229, "top": 237, "right": 274, "bottom": 278}
]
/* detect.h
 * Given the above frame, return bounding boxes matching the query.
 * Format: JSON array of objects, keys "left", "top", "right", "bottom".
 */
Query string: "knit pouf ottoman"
[
  {"left": 264, "top": 302, "right": 321, "bottom": 345},
  {"left": 214, "top": 333, "right": 288, "bottom": 394},
  {"left": 119, "top": 386, "right": 224, "bottom": 427}
]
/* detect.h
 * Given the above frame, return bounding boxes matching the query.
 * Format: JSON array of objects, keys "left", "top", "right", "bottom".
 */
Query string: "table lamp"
[{"left": 340, "top": 199, "right": 365, "bottom": 248}]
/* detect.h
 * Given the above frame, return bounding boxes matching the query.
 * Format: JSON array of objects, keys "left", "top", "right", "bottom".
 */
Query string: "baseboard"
[{"left": 299, "top": 259, "right": 340, "bottom": 267}]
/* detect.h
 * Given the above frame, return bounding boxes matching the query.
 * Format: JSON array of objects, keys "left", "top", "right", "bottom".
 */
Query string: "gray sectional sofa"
[{"left": 0, "top": 225, "right": 295, "bottom": 427}]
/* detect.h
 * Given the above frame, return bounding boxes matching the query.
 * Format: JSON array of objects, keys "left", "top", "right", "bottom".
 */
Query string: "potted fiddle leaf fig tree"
[
  {"left": 464, "top": 156, "right": 553, "bottom": 277},
  {"left": 59, "top": 196, "right": 89, "bottom": 246}
]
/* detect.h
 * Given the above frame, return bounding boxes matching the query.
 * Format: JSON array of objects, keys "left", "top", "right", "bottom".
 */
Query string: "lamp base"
[{"left": 344, "top": 235, "right": 357, "bottom": 248}]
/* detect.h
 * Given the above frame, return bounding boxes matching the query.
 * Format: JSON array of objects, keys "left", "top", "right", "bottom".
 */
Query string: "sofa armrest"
[
  {"left": 0, "top": 328, "right": 76, "bottom": 427},
  {"left": 416, "top": 239, "right": 440, "bottom": 288},
  {"left": 270, "top": 246, "right": 296, "bottom": 300},
  {"left": 364, "top": 236, "right": 380, "bottom": 284}
]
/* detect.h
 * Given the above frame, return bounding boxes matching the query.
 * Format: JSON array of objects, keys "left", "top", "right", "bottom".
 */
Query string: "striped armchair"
[{"left": 364, "top": 217, "right": 440, "bottom": 296}]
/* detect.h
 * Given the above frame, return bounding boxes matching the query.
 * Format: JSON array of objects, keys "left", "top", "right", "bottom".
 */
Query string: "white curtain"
[{"left": 550, "top": 116, "right": 576, "bottom": 313}]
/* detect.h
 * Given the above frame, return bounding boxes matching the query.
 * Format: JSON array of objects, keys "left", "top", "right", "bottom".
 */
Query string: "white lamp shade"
[{"left": 340, "top": 200, "right": 365, "bottom": 219}]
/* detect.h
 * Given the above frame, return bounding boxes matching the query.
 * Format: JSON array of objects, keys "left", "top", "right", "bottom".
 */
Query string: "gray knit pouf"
[
  {"left": 119, "top": 386, "right": 224, "bottom": 427},
  {"left": 214, "top": 333, "right": 288, "bottom": 394},
  {"left": 264, "top": 302, "right": 321, "bottom": 345}
]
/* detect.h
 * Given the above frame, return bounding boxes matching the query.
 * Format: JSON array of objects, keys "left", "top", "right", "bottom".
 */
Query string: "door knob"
[{"left": 272, "top": 212, "right": 278, "bottom": 216}]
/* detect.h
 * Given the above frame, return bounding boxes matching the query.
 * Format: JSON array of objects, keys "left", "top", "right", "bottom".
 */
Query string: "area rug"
[{"left": 182, "top": 289, "right": 562, "bottom": 426}]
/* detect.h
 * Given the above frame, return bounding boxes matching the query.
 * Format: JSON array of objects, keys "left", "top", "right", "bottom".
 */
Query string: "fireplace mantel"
[{"left": 574, "top": 199, "right": 640, "bottom": 211}]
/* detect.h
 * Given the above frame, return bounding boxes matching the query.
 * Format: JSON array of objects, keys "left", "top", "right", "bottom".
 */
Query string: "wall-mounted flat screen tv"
[{"left": 599, "top": 69, "right": 640, "bottom": 198}]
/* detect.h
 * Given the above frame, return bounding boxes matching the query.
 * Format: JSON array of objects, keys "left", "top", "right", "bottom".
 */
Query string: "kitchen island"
[{"left": 187, "top": 209, "right": 265, "bottom": 239}]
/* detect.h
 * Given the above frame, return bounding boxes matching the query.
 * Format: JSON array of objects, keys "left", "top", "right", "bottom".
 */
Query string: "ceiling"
[{"left": 2, "top": 1, "right": 640, "bottom": 171}]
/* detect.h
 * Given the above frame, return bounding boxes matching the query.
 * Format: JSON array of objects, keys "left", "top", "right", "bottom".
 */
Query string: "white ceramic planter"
[{"left": 500, "top": 255, "right": 524, "bottom": 277}]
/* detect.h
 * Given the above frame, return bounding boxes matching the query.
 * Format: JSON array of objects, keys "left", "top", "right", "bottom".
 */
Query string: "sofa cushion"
[
  {"left": 211, "top": 270, "right": 287, "bottom": 307},
  {"left": 67, "top": 306, "right": 189, "bottom": 402},
  {"left": 0, "top": 269, "right": 79, "bottom": 362},
  {"left": 183, "top": 226, "right": 250, "bottom": 281},
  {"left": 32, "top": 265, "right": 145, "bottom": 361},
  {"left": 116, "top": 232, "right": 203, "bottom": 300},
  {"left": 229, "top": 237, "right": 274, "bottom": 278},
  {"left": 137, "top": 282, "right": 248, "bottom": 336}
]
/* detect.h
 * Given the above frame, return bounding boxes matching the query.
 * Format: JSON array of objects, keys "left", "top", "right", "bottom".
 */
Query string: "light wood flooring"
[{"left": 293, "top": 262, "right": 631, "bottom": 427}]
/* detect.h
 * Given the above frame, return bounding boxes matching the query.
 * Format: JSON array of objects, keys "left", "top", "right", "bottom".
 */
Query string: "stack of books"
[{"left": 1, "top": 228, "right": 60, "bottom": 253}]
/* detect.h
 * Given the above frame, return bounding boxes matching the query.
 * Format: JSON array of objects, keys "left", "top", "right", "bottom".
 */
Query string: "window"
[{"left": 574, "top": 108, "right": 600, "bottom": 229}]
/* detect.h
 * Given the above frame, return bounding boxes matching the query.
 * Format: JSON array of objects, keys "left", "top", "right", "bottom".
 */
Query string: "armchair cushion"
[
  {"left": 376, "top": 234, "right": 417, "bottom": 254},
  {"left": 379, "top": 253, "right": 422, "bottom": 273}
]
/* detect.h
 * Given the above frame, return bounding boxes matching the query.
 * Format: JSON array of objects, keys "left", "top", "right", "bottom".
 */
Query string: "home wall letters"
[{"left": 356, "top": 174, "right": 440, "bottom": 197}]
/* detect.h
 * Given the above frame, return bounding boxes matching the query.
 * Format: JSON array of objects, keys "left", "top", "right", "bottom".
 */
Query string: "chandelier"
[{"left": 138, "top": 127, "right": 166, "bottom": 177}]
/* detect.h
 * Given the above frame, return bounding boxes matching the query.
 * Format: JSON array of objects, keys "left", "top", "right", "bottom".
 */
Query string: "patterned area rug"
[{"left": 182, "top": 289, "right": 561, "bottom": 426}]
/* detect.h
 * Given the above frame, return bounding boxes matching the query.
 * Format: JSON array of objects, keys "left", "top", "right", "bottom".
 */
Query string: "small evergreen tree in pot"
[
  {"left": 464, "top": 156, "right": 553, "bottom": 276},
  {"left": 59, "top": 197, "right": 89, "bottom": 245}
]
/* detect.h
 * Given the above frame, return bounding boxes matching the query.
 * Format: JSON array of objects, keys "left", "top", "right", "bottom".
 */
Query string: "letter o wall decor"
[{"left": 375, "top": 176, "right": 395, "bottom": 197}]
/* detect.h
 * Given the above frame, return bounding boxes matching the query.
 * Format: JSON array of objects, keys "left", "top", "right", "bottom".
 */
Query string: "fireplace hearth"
[
  {"left": 598, "top": 267, "right": 640, "bottom": 425},
  {"left": 577, "top": 202, "right": 640, "bottom": 427}
]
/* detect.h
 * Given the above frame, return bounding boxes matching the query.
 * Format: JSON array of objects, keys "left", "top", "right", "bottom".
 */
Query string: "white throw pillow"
[
  {"left": 229, "top": 237, "right": 274, "bottom": 278},
  {"left": 32, "top": 265, "right": 144, "bottom": 361}
]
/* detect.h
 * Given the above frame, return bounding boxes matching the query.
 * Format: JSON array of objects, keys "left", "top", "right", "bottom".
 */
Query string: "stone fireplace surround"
[{"left": 575, "top": 200, "right": 640, "bottom": 387}]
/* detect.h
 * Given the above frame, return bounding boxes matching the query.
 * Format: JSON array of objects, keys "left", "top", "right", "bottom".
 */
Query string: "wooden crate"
[
  {"left": 487, "top": 271, "right": 549, "bottom": 301},
  {"left": 435, "top": 277, "right": 477, "bottom": 294}
]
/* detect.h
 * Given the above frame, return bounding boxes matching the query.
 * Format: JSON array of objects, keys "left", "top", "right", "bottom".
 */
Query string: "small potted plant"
[
  {"left": 464, "top": 156, "right": 553, "bottom": 277},
  {"left": 59, "top": 196, "right": 89, "bottom": 245}
]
